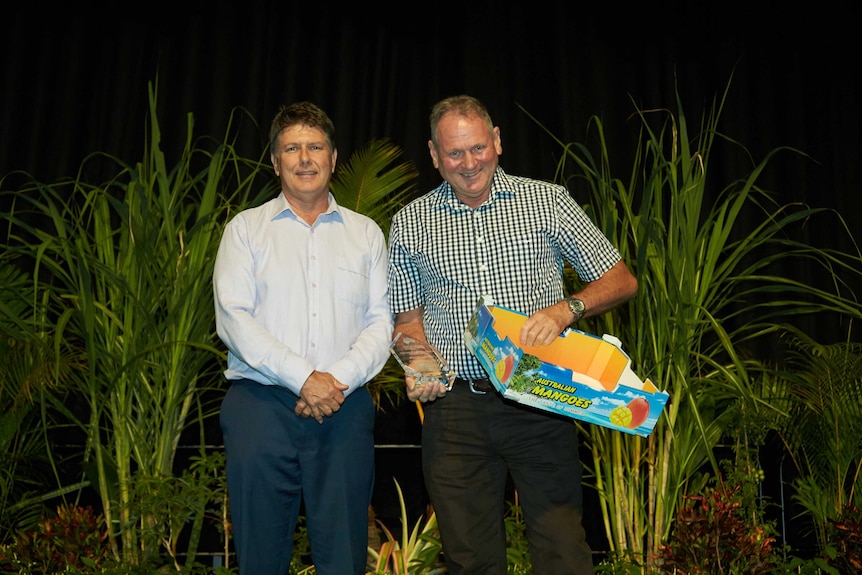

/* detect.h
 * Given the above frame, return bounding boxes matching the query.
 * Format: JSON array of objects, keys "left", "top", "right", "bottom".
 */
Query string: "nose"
[
  {"left": 463, "top": 151, "right": 479, "bottom": 169},
  {"left": 299, "top": 145, "right": 312, "bottom": 163}
]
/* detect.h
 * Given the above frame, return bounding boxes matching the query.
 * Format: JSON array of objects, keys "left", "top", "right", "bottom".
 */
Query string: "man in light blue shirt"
[{"left": 213, "top": 101, "right": 393, "bottom": 575}]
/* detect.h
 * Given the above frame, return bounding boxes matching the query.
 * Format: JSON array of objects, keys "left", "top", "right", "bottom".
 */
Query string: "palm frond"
[{"left": 330, "top": 138, "right": 418, "bottom": 238}]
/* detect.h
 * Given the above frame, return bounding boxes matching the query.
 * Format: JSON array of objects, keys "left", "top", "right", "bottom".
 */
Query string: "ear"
[
  {"left": 493, "top": 126, "right": 502, "bottom": 156},
  {"left": 331, "top": 149, "right": 338, "bottom": 173},
  {"left": 271, "top": 153, "right": 279, "bottom": 175},
  {"left": 428, "top": 139, "right": 439, "bottom": 169}
]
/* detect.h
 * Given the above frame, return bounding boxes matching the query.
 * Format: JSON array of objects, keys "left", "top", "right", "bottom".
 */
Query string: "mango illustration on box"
[
  {"left": 608, "top": 397, "right": 651, "bottom": 429},
  {"left": 495, "top": 354, "right": 516, "bottom": 384},
  {"left": 464, "top": 296, "right": 669, "bottom": 436}
]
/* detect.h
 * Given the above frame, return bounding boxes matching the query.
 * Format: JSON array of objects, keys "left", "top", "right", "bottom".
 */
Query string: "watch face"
[{"left": 568, "top": 298, "right": 585, "bottom": 319}]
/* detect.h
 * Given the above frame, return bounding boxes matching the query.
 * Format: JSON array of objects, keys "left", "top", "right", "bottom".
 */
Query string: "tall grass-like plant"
[
  {"left": 523, "top": 78, "right": 862, "bottom": 568},
  {"left": 0, "top": 80, "right": 275, "bottom": 565}
]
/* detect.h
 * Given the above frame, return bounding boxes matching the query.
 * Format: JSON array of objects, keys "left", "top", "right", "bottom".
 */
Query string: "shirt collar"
[
  {"left": 271, "top": 191, "right": 343, "bottom": 223},
  {"left": 436, "top": 167, "right": 515, "bottom": 211},
  {"left": 489, "top": 167, "right": 516, "bottom": 199}
]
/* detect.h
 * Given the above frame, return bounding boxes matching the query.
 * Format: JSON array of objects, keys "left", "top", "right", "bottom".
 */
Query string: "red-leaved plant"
[
  {"left": 655, "top": 480, "right": 778, "bottom": 574},
  {"left": 0, "top": 504, "right": 110, "bottom": 573}
]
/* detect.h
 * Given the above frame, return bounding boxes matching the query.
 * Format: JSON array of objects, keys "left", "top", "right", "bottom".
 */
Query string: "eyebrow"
[{"left": 280, "top": 140, "right": 329, "bottom": 149}]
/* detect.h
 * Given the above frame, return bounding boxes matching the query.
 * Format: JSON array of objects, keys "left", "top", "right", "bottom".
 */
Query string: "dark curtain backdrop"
[
  {"left": 5, "top": 1, "right": 860, "bottom": 333},
  {"left": 4, "top": 1, "right": 860, "bottom": 218},
  {"left": 3, "top": 0, "right": 861, "bottom": 553}
]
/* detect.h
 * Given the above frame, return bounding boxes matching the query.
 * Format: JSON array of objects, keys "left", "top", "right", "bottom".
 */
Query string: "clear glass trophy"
[{"left": 389, "top": 332, "right": 455, "bottom": 391}]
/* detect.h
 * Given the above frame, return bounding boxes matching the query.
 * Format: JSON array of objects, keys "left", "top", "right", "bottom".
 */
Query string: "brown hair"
[{"left": 268, "top": 101, "right": 336, "bottom": 154}]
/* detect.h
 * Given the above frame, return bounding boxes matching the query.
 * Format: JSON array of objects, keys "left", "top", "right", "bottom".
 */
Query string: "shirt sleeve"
[
  {"left": 323, "top": 222, "right": 394, "bottom": 395},
  {"left": 556, "top": 187, "right": 622, "bottom": 281},
  {"left": 386, "top": 216, "right": 412, "bottom": 314}
]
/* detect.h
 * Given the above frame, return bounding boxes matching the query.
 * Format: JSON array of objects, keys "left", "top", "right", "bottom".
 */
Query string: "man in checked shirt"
[{"left": 387, "top": 95, "right": 638, "bottom": 575}]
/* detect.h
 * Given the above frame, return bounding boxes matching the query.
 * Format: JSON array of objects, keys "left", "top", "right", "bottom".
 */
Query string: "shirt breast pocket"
[{"left": 334, "top": 255, "right": 370, "bottom": 307}]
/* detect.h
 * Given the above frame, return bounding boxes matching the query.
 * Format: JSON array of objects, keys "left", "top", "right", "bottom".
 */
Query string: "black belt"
[{"left": 454, "top": 377, "right": 495, "bottom": 394}]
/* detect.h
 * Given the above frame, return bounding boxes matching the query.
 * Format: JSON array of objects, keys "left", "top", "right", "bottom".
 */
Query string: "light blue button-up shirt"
[{"left": 213, "top": 191, "right": 393, "bottom": 396}]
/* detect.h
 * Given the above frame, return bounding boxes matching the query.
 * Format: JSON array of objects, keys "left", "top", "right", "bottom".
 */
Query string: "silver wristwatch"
[{"left": 564, "top": 297, "right": 586, "bottom": 322}]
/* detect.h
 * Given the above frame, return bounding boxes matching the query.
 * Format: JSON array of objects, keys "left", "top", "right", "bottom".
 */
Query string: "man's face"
[
  {"left": 428, "top": 113, "right": 502, "bottom": 208},
  {"left": 270, "top": 124, "right": 337, "bottom": 203}
]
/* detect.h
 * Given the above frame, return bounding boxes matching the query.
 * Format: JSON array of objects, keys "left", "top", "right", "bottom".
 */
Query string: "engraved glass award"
[{"left": 389, "top": 332, "right": 455, "bottom": 391}]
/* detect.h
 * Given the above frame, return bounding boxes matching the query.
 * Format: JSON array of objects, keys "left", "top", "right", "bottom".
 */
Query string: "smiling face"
[
  {"left": 270, "top": 123, "right": 337, "bottom": 211},
  {"left": 428, "top": 111, "right": 502, "bottom": 209}
]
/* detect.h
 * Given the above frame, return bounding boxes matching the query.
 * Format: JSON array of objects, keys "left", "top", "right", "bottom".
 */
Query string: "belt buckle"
[{"left": 468, "top": 379, "right": 488, "bottom": 395}]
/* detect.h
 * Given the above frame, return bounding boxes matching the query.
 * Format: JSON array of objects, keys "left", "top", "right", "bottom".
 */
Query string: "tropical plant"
[
  {"left": 330, "top": 137, "right": 418, "bottom": 242},
  {"left": 0, "top": 79, "right": 275, "bottom": 566},
  {"left": 504, "top": 497, "right": 532, "bottom": 575},
  {"left": 366, "top": 478, "right": 443, "bottom": 575},
  {"left": 772, "top": 330, "right": 862, "bottom": 551},
  {"left": 655, "top": 479, "right": 779, "bottom": 574},
  {"left": 0, "top": 253, "right": 85, "bottom": 541},
  {"left": 823, "top": 502, "right": 862, "bottom": 573},
  {"left": 0, "top": 503, "right": 110, "bottom": 573},
  {"left": 0, "top": 261, "right": 51, "bottom": 538},
  {"left": 128, "top": 451, "right": 227, "bottom": 573},
  {"left": 522, "top": 75, "right": 862, "bottom": 570}
]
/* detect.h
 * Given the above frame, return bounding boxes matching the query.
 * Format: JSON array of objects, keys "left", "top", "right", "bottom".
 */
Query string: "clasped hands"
[{"left": 296, "top": 371, "right": 347, "bottom": 424}]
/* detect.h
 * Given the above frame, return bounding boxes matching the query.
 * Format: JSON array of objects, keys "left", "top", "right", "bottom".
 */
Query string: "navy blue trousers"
[
  {"left": 422, "top": 382, "right": 595, "bottom": 574},
  {"left": 220, "top": 379, "right": 375, "bottom": 575}
]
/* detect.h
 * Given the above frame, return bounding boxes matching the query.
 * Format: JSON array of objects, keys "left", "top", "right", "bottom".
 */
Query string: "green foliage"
[
  {"left": 366, "top": 478, "right": 443, "bottom": 575},
  {"left": 521, "top": 73, "right": 862, "bottom": 568},
  {"left": 515, "top": 354, "right": 541, "bottom": 374},
  {"left": 777, "top": 554, "right": 840, "bottom": 575},
  {"left": 508, "top": 373, "right": 533, "bottom": 393},
  {"left": 330, "top": 137, "right": 418, "bottom": 243},
  {"left": 508, "top": 354, "right": 541, "bottom": 392},
  {"left": 0, "top": 258, "right": 82, "bottom": 541},
  {"left": 288, "top": 491, "right": 533, "bottom": 575},
  {"left": 0, "top": 78, "right": 274, "bottom": 566},
  {"left": 289, "top": 516, "right": 313, "bottom": 575},
  {"left": 128, "top": 451, "right": 228, "bottom": 573},
  {"left": 504, "top": 500, "right": 532, "bottom": 574},
  {"left": 773, "top": 331, "right": 862, "bottom": 548}
]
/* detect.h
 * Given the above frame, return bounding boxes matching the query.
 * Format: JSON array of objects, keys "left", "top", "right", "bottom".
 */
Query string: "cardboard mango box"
[{"left": 464, "top": 298, "right": 669, "bottom": 437}]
